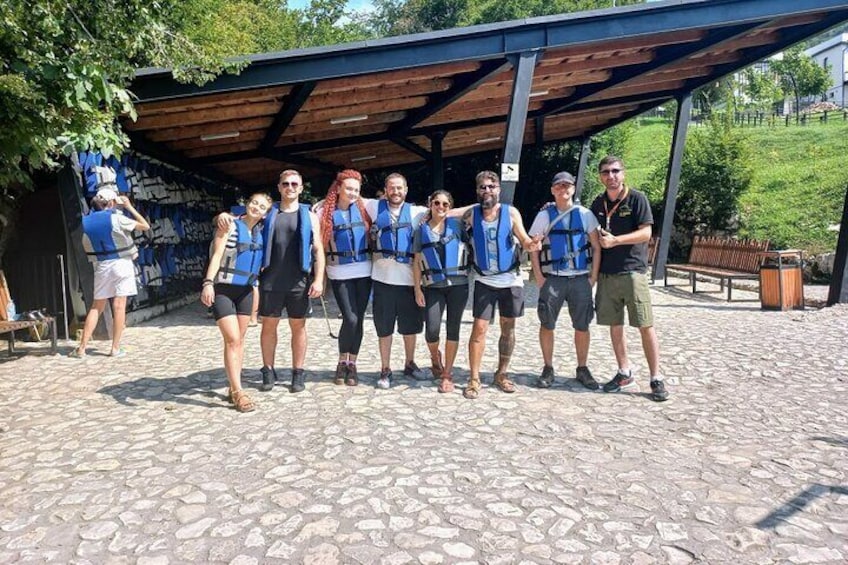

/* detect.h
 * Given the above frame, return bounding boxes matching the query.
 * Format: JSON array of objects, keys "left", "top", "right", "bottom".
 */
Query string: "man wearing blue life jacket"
[
  {"left": 71, "top": 188, "right": 150, "bottom": 358},
  {"left": 529, "top": 172, "right": 601, "bottom": 390},
  {"left": 366, "top": 173, "right": 430, "bottom": 389},
  {"left": 590, "top": 156, "right": 668, "bottom": 402},
  {"left": 462, "top": 171, "right": 541, "bottom": 399},
  {"left": 218, "top": 170, "right": 324, "bottom": 394}
]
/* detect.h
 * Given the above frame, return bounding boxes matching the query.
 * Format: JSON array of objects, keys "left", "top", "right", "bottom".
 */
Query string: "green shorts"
[{"left": 595, "top": 272, "right": 654, "bottom": 328}]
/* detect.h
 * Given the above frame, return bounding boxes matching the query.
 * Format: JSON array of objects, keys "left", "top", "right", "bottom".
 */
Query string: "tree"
[{"left": 769, "top": 48, "right": 832, "bottom": 122}]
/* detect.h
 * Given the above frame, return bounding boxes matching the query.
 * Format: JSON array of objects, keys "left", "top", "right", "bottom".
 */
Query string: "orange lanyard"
[{"left": 602, "top": 187, "right": 629, "bottom": 230}]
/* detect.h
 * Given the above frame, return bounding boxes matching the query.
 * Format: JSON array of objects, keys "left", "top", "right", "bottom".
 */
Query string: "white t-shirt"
[
  {"left": 315, "top": 204, "right": 372, "bottom": 281},
  {"left": 529, "top": 204, "right": 599, "bottom": 276},
  {"left": 365, "top": 199, "right": 427, "bottom": 286}
]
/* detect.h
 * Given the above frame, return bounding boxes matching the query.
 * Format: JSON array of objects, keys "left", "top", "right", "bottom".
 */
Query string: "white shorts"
[{"left": 93, "top": 258, "right": 137, "bottom": 300}]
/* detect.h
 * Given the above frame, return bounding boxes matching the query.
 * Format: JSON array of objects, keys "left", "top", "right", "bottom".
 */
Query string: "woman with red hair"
[{"left": 317, "top": 170, "right": 372, "bottom": 386}]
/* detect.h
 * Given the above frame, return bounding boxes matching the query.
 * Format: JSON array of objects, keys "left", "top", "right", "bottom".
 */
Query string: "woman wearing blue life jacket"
[
  {"left": 412, "top": 190, "right": 470, "bottom": 393},
  {"left": 317, "top": 169, "right": 372, "bottom": 386},
  {"left": 201, "top": 192, "right": 272, "bottom": 413},
  {"left": 71, "top": 188, "right": 150, "bottom": 358}
]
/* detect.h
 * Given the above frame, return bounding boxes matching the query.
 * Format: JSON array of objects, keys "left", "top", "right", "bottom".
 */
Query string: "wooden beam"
[
  {"left": 288, "top": 97, "right": 428, "bottom": 126},
  {"left": 129, "top": 101, "right": 282, "bottom": 130}
]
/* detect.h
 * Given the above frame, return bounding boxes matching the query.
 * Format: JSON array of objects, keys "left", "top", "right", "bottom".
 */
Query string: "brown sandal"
[
  {"left": 463, "top": 378, "right": 481, "bottom": 399},
  {"left": 438, "top": 373, "right": 454, "bottom": 393},
  {"left": 231, "top": 389, "right": 256, "bottom": 413},
  {"left": 494, "top": 372, "right": 516, "bottom": 393},
  {"left": 430, "top": 352, "right": 444, "bottom": 380}
]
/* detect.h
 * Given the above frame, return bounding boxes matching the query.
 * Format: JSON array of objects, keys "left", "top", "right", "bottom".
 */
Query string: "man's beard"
[{"left": 479, "top": 194, "right": 497, "bottom": 210}]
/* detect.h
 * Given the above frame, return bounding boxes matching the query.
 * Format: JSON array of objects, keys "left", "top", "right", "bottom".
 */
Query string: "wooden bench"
[
  {"left": 664, "top": 236, "right": 769, "bottom": 301},
  {"left": 0, "top": 271, "right": 58, "bottom": 356}
]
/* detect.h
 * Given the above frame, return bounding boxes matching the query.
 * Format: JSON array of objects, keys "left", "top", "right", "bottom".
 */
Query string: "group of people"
[{"left": 76, "top": 156, "right": 670, "bottom": 413}]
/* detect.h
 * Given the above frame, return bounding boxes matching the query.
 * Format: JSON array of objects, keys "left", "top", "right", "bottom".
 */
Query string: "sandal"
[
  {"left": 494, "top": 372, "right": 516, "bottom": 394},
  {"left": 345, "top": 363, "right": 358, "bottom": 386},
  {"left": 438, "top": 374, "right": 454, "bottom": 394},
  {"left": 430, "top": 352, "right": 444, "bottom": 380},
  {"left": 463, "top": 378, "right": 481, "bottom": 399},
  {"left": 230, "top": 389, "right": 256, "bottom": 413},
  {"left": 68, "top": 348, "right": 86, "bottom": 359}
]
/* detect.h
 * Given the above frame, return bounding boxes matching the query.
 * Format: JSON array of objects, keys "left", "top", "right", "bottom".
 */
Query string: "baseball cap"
[
  {"left": 95, "top": 188, "right": 119, "bottom": 202},
  {"left": 551, "top": 172, "right": 575, "bottom": 186}
]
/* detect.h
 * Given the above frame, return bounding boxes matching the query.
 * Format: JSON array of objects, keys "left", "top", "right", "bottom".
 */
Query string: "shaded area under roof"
[{"left": 126, "top": 0, "right": 848, "bottom": 189}]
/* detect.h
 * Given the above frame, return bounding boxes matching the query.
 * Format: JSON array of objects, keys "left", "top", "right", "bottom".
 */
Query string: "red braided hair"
[{"left": 320, "top": 169, "right": 370, "bottom": 246}]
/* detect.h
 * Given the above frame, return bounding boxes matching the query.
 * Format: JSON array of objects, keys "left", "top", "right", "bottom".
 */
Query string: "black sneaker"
[
  {"left": 602, "top": 371, "right": 635, "bottom": 393},
  {"left": 403, "top": 361, "right": 428, "bottom": 381},
  {"left": 260, "top": 366, "right": 277, "bottom": 391},
  {"left": 290, "top": 369, "right": 306, "bottom": 393},
  {"left": 575, "top": 366, "right": 599, "bottom": 390},
  {"left": 537, "top": 365, "right": 555, "bottom": 388},
  {"left": 650, "top": 379, "right": 669, "bottom": 402}
]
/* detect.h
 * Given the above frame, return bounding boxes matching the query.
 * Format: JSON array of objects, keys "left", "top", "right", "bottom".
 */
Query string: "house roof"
[{"left": 126, "top": 0, "right": 848, "bottom": 188}]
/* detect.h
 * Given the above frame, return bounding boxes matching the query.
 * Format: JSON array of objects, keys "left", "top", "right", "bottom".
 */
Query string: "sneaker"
[
  {"left": 260, "top": 366, "right": 277, "bottom": 391},
  {"left": 650, "top": 379, "right": 669, "bottom": 402},
  {"left": 575, "top": 366, "right": 599, "bottom": 390},
  {"left": 109, "top": 348, "right": 126, "bottom": 358},
  {"left": 602, "top": 371, "right": 635, "bottom": 393},
  {"left": 290, "top": 369, "right": 306, "bottom": 393},
  {"left": 334, "top": 362, "right": 347, "bottom": 385},
  {"left": 377, "top": 368, "right": 392, "bottom": 389},
  {"left": 68, "top": 348, "right": 86, "bottom": 359},
  {"left": 403, "top": 361, "right": 428, "bottom": 381},
  {"left": 537, "top": 365, "right": 555, "bottom": 388}
]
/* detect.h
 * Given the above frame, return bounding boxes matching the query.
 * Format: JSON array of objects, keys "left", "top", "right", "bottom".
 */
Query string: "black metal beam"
[
  {"left": 430, "top": 132, "right": 445, "bottom": 191},
  {"left": 534, "top": 117, "right": 545, "bottom": 148},
  {"left": 391, "top": 138, "right": 430, "bottom": 160},
  {"left": 259, "top": 81, "right": 316, "bottom": 153},
  {"left": 131, "top": 0, "right": 848, "bottom": 102},
  {"left": 828, "top": 184, "right": 848, "bottom": 306},
  {"left": 387, "top": 59, "right": 510, "bottom": 135},
  {"left": 500, "top": 51, "right": 539, "bottom": 205},
  {"left": 653, "top": 94, "right": 693, "bottom": 282},
  {"left": 575, "top": 137, "right": 591, "bottom": 204}
]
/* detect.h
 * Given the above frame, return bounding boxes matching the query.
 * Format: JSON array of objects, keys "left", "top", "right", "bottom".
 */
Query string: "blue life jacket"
[
  {"left": 261, "top": 204, "right": 313, "bottom": 273},
  {"left": 373, "top": 200, "right": 414, "bottom": 263},
  {"left": 540, "top": 207, "right": 590, "bottom": 273},
  {"left": 470, "top": 205, "right": 519, "bottom": 275},
  {"left": 82, "top": 210, "right": 137, "bottom": 263},
  {"left": 216, "top": 219, "right": 264, "bottom": 286},
  {"left": 419, "top": 218, "right": 468, "bottom": 286},
  {"left": 327, "top": 204, "right": 369, "bottom": 265}
]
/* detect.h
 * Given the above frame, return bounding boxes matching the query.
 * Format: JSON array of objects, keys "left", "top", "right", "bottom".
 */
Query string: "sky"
[{"left": 287, "top": 0, "right": 375, "bottom": 13}]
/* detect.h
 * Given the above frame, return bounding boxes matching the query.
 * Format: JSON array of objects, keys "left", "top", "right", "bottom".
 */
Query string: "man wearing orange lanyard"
[{"left": 589, "top": 156, "right": 669, "bottom": 401}]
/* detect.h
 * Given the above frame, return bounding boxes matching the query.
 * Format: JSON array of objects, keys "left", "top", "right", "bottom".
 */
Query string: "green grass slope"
[{"left": 624, "top": 116, "right": 848, "bottom": 254}]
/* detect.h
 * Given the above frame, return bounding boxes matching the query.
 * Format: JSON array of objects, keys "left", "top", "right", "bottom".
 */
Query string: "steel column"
[
  {"left": 827, "top": 184, "right": 848, "bottom": 305},
  {"left": 430, "top": 132, "right": 445, "bottom": 191},
  {"left": 653, "top": 94, "right": 693, "bottom": 282},
  {"left": 500, "top": 50, "right": 539, "bottom": 205},
  {"left": 575, "top": 137, "right": 592, "bottom": 205}
]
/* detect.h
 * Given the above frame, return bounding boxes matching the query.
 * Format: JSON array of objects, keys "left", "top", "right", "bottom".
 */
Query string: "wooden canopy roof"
[{"left": 127, "top": 0, "right": 848, "bottom": 189}]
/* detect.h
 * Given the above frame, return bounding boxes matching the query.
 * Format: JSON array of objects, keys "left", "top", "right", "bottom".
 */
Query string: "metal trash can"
[{"left": 759, "top": 250, "right": 805, "bottom": 310}]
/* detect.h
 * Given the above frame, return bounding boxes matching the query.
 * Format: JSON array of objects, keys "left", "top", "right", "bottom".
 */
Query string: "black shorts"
[
  {"left": 212, "top": 284, "right": 254, "bottom": 320},
  {"left": 372, "top": 280, "right": 423, "bottom": 337},
  {"left": 472, "top": 281, "right": 524, "bottom": 321},
  {"left": 259, "top": 278, "right": 310, "bottom": 319}
]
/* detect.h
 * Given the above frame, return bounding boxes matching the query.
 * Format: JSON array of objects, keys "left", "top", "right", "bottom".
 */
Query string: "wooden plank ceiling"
[{"left": 124, "top": 2, "right": 848, "bottom": 188}]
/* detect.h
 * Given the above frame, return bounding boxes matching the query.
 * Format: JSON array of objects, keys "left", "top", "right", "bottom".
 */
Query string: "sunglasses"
[
  {"left": 477, "top": 184, "right": 499, "bottom": 192},
  {"left": 600, "top": 168, "right": 623, "bottom": 176},
  {"left": 280, "top": 181, "right": 301, "bottom": 187},
  {"left": 431, "top": 201, "right": 451, "bottom": 208}
]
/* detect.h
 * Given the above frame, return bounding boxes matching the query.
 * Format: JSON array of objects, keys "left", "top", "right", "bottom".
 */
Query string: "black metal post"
[
  {"left": 575, "top": 137, "right": 592, "bottom": 205},
  {"left": 430, "top": 132, "right": 445, "bottom": 191},
  {"left": 499, "top": 50, "right": 539, "bottom": 205},
  {"left": 653, "top": 93, "right": 694, "bottom": 282},
  {"left": 827, "top": 184, "right": 848, "bottom": 305}
]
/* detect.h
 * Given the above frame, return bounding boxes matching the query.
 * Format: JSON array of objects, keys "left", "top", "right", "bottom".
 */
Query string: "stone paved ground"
[{"left": 1, "top": 275, "right": 846, "bottom": 564}]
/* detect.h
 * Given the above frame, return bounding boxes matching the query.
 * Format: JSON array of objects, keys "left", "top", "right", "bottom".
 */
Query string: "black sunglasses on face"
[
  {"left": 280, "top": 181, "right": 300, "bottom": 187},
  {"left": 600, "top": 168, "right": 622, "bottom": 175},
  {"left": 477, "top": 184, "right": 499, "bottom": 191}
]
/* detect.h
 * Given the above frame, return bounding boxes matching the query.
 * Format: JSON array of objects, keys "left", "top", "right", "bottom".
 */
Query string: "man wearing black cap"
[{"left": 529, "top": 172, "right": 601, "bottom": 389}]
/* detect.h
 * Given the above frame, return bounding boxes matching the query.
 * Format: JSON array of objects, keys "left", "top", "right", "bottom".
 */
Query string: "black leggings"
[
  {"left": 424, "top": 284, "right": 469, "bottom": 343},
  {"left": 330, "top": 277, "right": 372, "bottom": 355}
]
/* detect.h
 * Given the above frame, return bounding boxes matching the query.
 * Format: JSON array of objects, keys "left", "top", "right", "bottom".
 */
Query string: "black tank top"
[{"left": 259, "top": 209, "right": 309, "bottom": 291}]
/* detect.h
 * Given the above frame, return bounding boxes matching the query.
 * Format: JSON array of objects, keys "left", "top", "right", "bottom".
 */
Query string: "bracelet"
[
  {"left": 203, "top": 278, "right": 213, "bottom": 283},
  {"left": 202, "top": 281, "right": 215, "bottom": 288}
]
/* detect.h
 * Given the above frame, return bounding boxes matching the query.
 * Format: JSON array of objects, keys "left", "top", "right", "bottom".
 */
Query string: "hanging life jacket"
[
  {"left": 539, "top": 207, "right": 590, "bottom": 273},
  {"left": 258, "top": 204, "right": 314, "bottom": 273},
  {"left": 469, "top": 204, "right": 520, "bottom": 276},
  {"left": 419, "top": 218, "right": 468, "bottom": 286},
  {"left": 326, "top": 204, "right": 369, "bottom": 266},
  {"left": 80, "top": 151, "right": 119, "bottom": 196},
  {"left": 215, "top": 219, "right": 264, "bottom": 286},
  {"left": 372, "top": 200, "right": 414, "bottom": 264},
  {"left": 82, "top": 210, "right": 137, "bottom": 263}
]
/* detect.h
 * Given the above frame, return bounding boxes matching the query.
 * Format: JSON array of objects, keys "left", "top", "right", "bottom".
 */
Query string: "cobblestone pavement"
[{"left": 1, "top": 276, "right": 846, "bottom": 564}]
